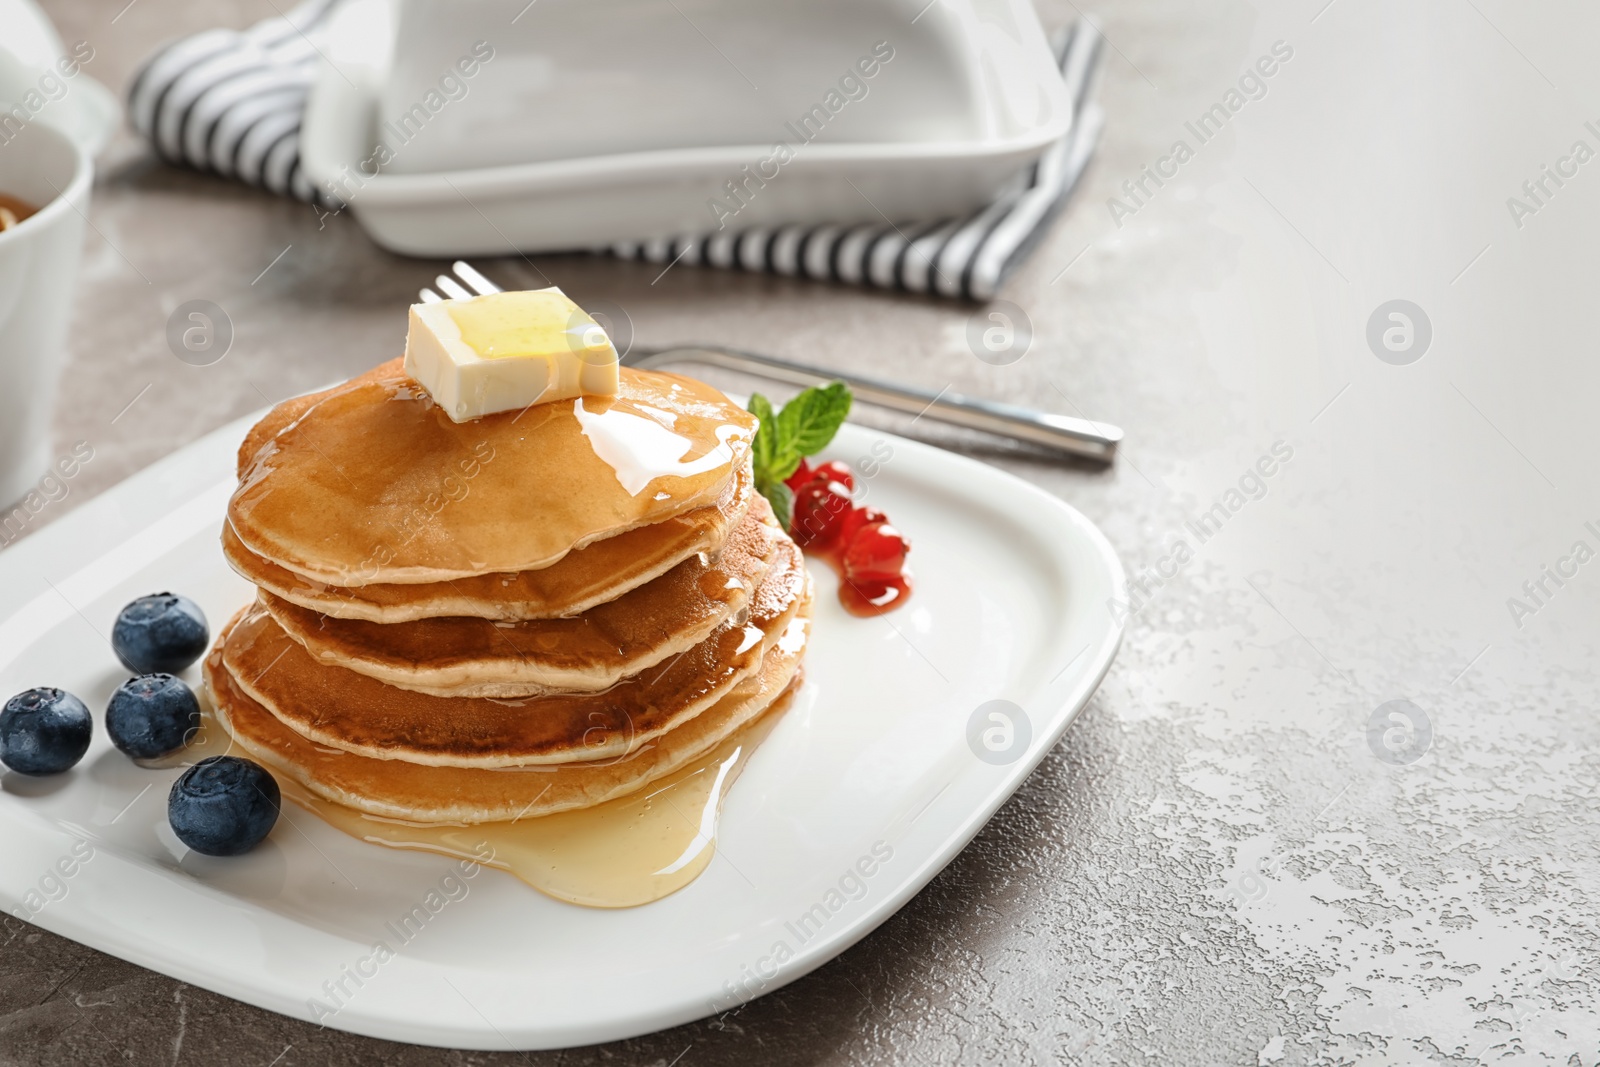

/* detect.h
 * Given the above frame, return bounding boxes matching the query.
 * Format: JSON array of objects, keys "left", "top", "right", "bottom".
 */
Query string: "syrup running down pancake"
[
  {"left": 260, "top": 502, "right": 780, "bottom": 697},
  {"left": 229, "top": 359, "right": 757, "bottom": 585}
]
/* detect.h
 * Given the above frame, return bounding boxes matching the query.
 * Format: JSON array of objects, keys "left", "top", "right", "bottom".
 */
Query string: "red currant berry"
[
  {"left": 790, "top": 480, "right": 853, "bottom": 549},
  {"left": 811, "top": 460, "right": 855, "bottom": 493},
  {"left": 843, "top": 522, "right": 910, "bottom": 583},
  {"left": 838, "top": 505, "right": 888, "bottom": 547},
  {"left": 783, "top": 458, "right": 815, "bottom": 493},
  {"left": 838, "top": 576, "right": 909, "bottom": 616}
]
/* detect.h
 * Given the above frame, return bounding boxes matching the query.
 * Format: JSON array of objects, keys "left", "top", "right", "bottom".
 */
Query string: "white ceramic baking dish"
[{"left": 300, "top": 0, "right": 1072, "bottom": 255}]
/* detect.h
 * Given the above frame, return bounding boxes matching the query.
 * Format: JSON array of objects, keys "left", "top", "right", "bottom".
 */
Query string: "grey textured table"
[{"left": 7, "top": 0, "right": 1600, "bottom": 1063}]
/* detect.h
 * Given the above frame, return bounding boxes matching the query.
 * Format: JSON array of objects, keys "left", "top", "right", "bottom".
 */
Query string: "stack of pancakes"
[{"left": 206, "top": 359, "right": 812, "bottom": 824}]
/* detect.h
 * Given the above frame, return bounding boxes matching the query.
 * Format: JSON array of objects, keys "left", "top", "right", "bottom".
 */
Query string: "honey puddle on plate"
[{"left": 173, "top": 701, "right": 786, "bottom": 908}]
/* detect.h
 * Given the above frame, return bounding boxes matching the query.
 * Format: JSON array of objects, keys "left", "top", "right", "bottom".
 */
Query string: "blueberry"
[
  {"left": 168, "top": 756, "right": 279, "bottom": 856},
  {"left": 106, "top": 674, "right": 201, "bottom": 760},
  {"left": 0, "top": 688, "right": 93, "bottom": 775},
  {"left": 112, "top": 593, "right": 209, "bottom": 675}
]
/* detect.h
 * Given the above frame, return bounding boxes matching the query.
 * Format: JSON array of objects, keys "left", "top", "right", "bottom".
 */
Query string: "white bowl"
[
  {"left": 0, "top": 121, "right": 90, "bottom": 509},
  {"left": 301, "top": 0, "right": 1072, "bottom": 255}
]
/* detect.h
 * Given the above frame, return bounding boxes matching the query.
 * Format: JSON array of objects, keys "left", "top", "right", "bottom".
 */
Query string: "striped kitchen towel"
[
  {"left": 126, "top": 7, "right": 1102, "bottom": 301},
  {"left": 126, "top": 0, "right": 340, "bottom": 204}
]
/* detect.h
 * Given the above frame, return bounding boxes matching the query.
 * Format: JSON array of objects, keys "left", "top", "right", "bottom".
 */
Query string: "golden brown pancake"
[
  {"left": 207, "top": 605, "right": 810, "bottom": 823},
  {"left": 229, "top": 360, "right": 757, "bottom": 586},
  {"left": 221, "top": 462, "right": 755, "bottom": 622},
  {"left": 260, "top": 504, "right": 779, "bottom": 697},
  {"left": 221, "top": 538, "right": 809, "bottom": 768}
]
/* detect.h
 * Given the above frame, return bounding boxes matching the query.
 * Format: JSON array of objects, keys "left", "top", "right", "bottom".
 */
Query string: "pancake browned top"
[
  {"left": 260, "top": 501, "right": 779, "bottom": 697},
  {"left": 229, "top": 360, "right": 756, "bottom": 586},
  {"left": 222, "top": 537, "right": 808, "bottom": 768},
  {"left": 221, "top": 461, "right": 754, "bottom": 622}
]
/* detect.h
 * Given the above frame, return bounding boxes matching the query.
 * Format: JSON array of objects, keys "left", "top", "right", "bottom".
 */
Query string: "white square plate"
[{"left": 0, "top": 408, "right": 1123, "bottom": 1050}]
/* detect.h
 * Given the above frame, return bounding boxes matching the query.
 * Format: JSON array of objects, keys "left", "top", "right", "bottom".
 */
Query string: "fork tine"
[
  {"left": 418, "top": 287, "right": 443, "bottom": 303},
  {"left": 435, "top": 275, "right": 473, "bottom": 301},
  {"left": 453, "top": 260, "right": 502, "bottom": 295}
]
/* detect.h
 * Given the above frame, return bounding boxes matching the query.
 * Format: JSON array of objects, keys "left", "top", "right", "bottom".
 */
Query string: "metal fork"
[{"left": 420, "top": 262, "right": 1122, "bottom": 464}]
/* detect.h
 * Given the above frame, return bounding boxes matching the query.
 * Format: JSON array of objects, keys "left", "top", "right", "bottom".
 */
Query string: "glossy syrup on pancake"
[
  {"left": 228, "top": 360, "right": 756, "bottom": 585},
  {"left": 222, "top": 539, "right": 808, "bottom": 766},
  {"left": 261, "top": 505, "right": 779, "bottom": 697},
  {"left": 192, "top": 666, "right": 803, "bottom": 908},
  {"left": 222, "top": 463, "right": 755, "bottom": 622}
]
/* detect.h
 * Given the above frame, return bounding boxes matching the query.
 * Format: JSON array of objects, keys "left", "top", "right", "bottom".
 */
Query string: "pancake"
[
  {"left": 221, "top": 537, "right": 809, "bottom": 768},
  {"left": 229, "top": 360, "right": 757, "bottom": 586},
  {"left": 221, "top": 461, "right": 755, "bottom": 622},
  {"left": 207, "top": 604, "right": 809, "bottom": 823},
  {"left": 260, "top": 503, "right": 780, "bottom": 697}
]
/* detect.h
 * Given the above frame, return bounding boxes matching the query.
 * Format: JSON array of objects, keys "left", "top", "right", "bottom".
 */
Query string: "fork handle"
[{"left": 626, "top": 345, "right": 1121, "bottom": 464}]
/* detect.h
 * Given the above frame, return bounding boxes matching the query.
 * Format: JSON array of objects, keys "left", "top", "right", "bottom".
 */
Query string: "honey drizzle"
[{"left": 176, "top": 701, "right": 786, "bottom": 908}]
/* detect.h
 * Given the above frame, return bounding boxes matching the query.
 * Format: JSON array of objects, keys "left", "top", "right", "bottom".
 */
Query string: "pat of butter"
[{"left": 404, "top": 288, "right": 620, "bottom": 422}]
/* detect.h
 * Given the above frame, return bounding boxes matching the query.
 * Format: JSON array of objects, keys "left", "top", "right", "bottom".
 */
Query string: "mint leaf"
[
  {"left": 748, "top": 392, "right": 778, "bottom": 474},
  {"left": 747, "top": 381, "right": 852, "bottom": 528},
  {"left": 770, "top": 450, "right": 804, "bottom": 483},
  {"left": 760, "top": 477, "right": 793, "bottom": 529},
  {"left": 778, "top": 381, "right": 852, "bottom": 458}
]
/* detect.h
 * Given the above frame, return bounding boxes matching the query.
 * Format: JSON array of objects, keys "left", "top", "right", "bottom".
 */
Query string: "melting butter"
[
  {"left": 404, "top": 289, "right": 618, "bottom": 422},
  {"left": 446, "top": 290, "right": 595, "bottom": 360},
  {"left": 574, "top": 397, "right": 746, "bottom": 496}
]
